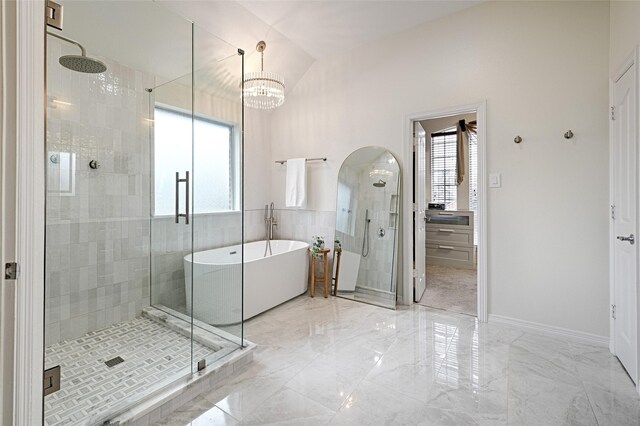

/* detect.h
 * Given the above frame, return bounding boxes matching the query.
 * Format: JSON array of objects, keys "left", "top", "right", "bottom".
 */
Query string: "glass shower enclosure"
[{"left": 43, "top": 2, "right": 244, "bottom": 424}]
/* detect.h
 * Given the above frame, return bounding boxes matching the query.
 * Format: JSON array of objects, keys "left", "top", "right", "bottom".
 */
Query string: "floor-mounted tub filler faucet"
[{"left": 264, "top": 202, "right": 277, "bottom": 256}]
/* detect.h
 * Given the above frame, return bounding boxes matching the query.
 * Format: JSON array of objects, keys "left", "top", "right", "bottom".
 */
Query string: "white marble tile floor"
[{"left": 159, "top": 296, "right": 640, "bottom": 425}]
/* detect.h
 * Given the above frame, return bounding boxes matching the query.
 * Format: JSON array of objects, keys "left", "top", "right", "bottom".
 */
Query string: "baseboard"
[{"left": 488, "top": 314, "right": 609, "bottom": 347}]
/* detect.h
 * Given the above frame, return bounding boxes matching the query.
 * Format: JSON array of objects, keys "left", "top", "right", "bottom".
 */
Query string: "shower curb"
[{"left": 105, "top": 340, "right": 255, "bottom": 425}]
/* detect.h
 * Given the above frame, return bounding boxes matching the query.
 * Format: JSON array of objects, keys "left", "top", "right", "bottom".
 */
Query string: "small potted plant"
[
  {"left": 334, "top": 238, "right": 342, "bottom": 251},
  {"left": 311, "top": 235, "right": 325, "bottom": 258}
]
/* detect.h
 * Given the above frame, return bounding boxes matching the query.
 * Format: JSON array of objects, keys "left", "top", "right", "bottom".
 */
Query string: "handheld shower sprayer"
[{"left": 362, "top": 209, "right": 371, "bottom": 257}]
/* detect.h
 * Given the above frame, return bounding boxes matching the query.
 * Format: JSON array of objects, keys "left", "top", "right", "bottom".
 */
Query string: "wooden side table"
[{"left": 309, "top": 248, "right": 330, "bottom": 298}]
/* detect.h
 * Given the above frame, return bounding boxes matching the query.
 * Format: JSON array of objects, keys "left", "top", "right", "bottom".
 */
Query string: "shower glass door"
[
  {"left": 148, "top": 70, "right": 199, "bottom": 360},
  {"left": 189, "top": 25, "right": 244, "bottom": 369},
  {"left": 44, "top": 2, "right": 196, "bottom": 424},
  {"left": 44, "top": 3, "right": 245, "bottom": 423},
  {"left": 148, "top": 24, "right": 245, "bottom": 373}
]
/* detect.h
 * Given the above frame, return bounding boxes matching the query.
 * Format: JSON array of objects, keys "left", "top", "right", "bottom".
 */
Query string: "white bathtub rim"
[{"left": 184, "top": 240, "right": 309, "bottom": 266}]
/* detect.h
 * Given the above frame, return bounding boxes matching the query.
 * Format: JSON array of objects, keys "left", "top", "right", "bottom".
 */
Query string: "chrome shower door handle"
[
  {"left": 175, "top": 172, "right": 179, "bottom": 223},
  {"left": 175, "top": 171, "right": 190, "bottom": 225},
  {"left": 617, "top": 234, "right": 635, "bottom": 245},
  {"left": 184, "top": 171, "right": 189, "bottom": 225}
]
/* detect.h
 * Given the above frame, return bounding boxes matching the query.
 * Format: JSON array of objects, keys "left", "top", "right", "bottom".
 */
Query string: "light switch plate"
[{"left": 489, "top": 173, "right": 502, "bottom": 188}]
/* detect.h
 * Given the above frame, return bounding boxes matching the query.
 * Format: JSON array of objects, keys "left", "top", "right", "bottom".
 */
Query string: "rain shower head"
[
  {"left": 59, "top": 55, "right": 107, "bottom": 74},
  {"left": 47, "top": 31, "right": 107, "bottom": 74},
  {"left": 373, "top": 179, "right": 386, "bottom": 188}
]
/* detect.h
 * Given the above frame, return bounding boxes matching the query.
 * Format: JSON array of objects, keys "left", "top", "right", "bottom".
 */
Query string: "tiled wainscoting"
[
  {"left": 151, "top": 208, "right": 337, "bottom": 317},
  {"left": 151, "top": 213, "right": 249, "bottom": 309},
  {"left": 270, "top": 209, "right": 336, "bottom": 247}
]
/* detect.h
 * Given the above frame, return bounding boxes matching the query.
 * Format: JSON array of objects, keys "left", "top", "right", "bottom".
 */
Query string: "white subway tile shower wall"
[{"left": 45, "top": 39, "right": 154, "bottom": 345}]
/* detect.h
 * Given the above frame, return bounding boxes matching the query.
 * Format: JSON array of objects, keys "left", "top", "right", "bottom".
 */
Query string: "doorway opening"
[{"left": 408, "top": 104, "right": 486, "bottom": 320}]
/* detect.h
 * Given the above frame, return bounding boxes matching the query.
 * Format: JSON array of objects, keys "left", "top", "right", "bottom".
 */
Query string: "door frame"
[
  {"left": 610, "top": 47, "right": 640, "bottom": 393},
  {"left": 413, "top": 121, "right": 427, "bottom": 303},
  {"left": 7, "top": 0, "right": 46, "bottom": 422},
  {"left": 402, "top": 101, "right": 487, "bottom": 322}
]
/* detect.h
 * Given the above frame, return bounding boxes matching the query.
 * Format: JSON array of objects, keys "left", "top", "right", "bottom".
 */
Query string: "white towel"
[{"left": 285, "top": 158, "right": 307, "bottom": 208}]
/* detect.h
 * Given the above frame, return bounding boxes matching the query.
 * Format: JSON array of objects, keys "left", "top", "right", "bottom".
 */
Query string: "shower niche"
[{"left": 334, "top": 147, "right": 401, "bottom": 309}]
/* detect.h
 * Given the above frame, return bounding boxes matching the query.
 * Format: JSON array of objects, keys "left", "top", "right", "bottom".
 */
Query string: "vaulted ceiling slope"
[
  {"left": 55, "top": 1, "right": 480, "bottom": 96},
  {"left": 160, "top": 0, "right": 480, "bottom": 92}
]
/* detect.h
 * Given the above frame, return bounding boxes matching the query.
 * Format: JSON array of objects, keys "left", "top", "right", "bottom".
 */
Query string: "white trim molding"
[
  {"left": 402, "top": 101, "right": 488, "bottom": 323},
  {"left": 489, "top": 314, "right": 609, "bottom": 347},
  {"left": 14, "top": 0, "right": 45, "bottom": 423}
]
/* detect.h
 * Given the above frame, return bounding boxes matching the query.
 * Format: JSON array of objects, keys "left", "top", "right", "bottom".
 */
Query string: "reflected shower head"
[
  {"left": 59, "top": 55, "right": 107, "bottom": 74},
  {"left": 48, "top": 31, "right": 107, "bottom": 74},
  {"left": 373, "top": 179, "right": 386, "bottom": 188}
]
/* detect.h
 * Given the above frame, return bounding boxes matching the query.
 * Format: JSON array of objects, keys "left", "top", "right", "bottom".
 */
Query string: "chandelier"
[
  {"left": 242, "top": 41, "right": 285, "bottom": 110},
  {"left": 369, "top": 168, "right": 393, "bottom": 179}
]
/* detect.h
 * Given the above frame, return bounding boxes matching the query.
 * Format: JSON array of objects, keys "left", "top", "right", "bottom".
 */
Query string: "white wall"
[
  {"left": 271, "top": 1, "right": 610, "bottom": 337},
  {"left": 610, "top": 1, "right": 640, "bottom": 74}
]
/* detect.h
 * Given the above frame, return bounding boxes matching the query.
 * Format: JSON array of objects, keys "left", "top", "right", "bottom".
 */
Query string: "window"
[
  {"left": 468, "top": 132, "right": 478, "bottom": 244},
  {"left": 153, "top": 106, "right": 238, "bottom": 216},
  {"left": 431, "top": 127, "right": 457, "bottom": 210}
]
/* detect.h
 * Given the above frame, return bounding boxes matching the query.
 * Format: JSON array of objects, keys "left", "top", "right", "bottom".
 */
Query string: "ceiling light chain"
[{"left": 259, "top": 42, "right": 264, "bottom": 71}]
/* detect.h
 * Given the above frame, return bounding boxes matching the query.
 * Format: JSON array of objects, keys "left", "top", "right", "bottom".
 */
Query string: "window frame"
[
  {"left": 151, "top": 103, "right": 240, "bottom": 217},
  {"left": 468, "top": 131, "right": 478, "bottom": 244},
  {"left": 430, "top": 127, "right": 458, "bottom": 210}
]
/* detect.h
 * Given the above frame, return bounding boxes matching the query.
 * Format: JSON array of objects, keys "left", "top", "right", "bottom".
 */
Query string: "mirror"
[{"left": 334, "top": 146, "right": 401, "bottom": 309}]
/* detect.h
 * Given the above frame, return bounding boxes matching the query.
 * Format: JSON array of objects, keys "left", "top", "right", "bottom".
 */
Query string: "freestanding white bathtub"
[{"left": 184, "top": 240, "right": 309, "bottom": 326}]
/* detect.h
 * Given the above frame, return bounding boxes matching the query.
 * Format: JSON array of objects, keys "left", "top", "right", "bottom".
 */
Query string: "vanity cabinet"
[{"left": 426, "top": 210, "right": 475, "bottom": 269}]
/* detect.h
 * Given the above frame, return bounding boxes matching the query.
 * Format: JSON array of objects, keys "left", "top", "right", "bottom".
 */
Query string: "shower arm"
[{"left": 46, "top": 31, "right": 87, "bottom": 56}]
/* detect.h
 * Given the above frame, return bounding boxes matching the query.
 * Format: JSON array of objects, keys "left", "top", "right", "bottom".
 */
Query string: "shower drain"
[{"left": 104, "top": 356, "right": 124, "bottom": 368}]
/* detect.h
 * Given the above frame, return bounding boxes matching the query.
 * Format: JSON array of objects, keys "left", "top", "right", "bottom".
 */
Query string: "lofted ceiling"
[
  {"left": 54, "top": 1, "right": 480, "bottom": 97},
  {"left": 159, "top": 0, "right": 480, "bottom": 92},
  {"left": 237, "top": 1, "right": 481, "bottom": 60}
]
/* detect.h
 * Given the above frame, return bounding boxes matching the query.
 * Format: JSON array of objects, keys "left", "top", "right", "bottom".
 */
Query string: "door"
[
  {"left": 613, "top": 58, "right": 638, "bottom": 384},
  {"left": 414, "top": 122, "right": 427, "bottom": 301}
]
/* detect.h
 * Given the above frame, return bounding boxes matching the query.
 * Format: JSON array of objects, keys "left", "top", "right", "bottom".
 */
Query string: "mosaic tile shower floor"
[{"left": 44, "top": 316, "right": 214, "bottom": 426}]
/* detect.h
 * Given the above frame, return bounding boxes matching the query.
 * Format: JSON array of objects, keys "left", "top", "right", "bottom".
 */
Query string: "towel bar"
[{"left": 275, "top": 157, "right": 327, "bottom": 164}]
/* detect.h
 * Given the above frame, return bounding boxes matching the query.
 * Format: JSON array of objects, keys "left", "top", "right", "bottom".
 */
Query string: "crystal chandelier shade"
[{"left": 242, "top": 41, "right": 285, "bottom": 110}]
